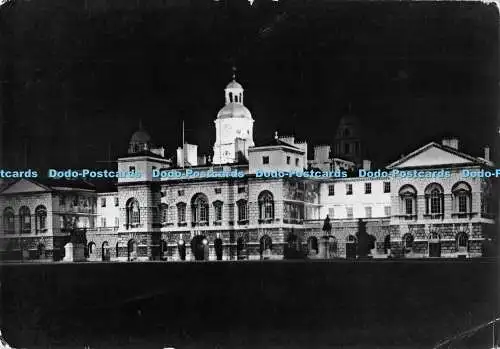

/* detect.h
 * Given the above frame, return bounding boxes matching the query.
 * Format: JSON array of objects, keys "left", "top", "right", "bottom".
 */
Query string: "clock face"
[{"left": 236, "top": 129, "right": 241, "bottom": 134}]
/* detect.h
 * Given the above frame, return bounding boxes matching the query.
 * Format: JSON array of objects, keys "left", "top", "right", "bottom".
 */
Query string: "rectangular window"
[
  {"left": 262, "top": 156, "right": 269, "bottom": 164},
  {"left": 384, "top": 206, "right": 391, "bottom": 217},
  {"left": 238, "top": 186, "right": 246, "bottom": 194},
  {"left": 177, "top": 205, "right": 186, "bottom": 223},
  {"left": 458, "top": 195, "right": 467, "bottom": 213},
  {"left": 346, "top": 207, "right": 353, "bottom": 219},
  {"left": 178, "top": 190, "right": 184, "bottom": 196},
  {"left": 59, "top": 196, "right": 65, "bottom": 206},
  {"left": 365, "top": 182, "right": 372, "bottom": 194},
  {"left": 344, "top": 143, "right": 350, "bottom": 154},
  {"left": 115, "top": 217, "right": 119, "bottom": 227},
  {"left": 286, "top": 156, "right": 291, "bottom": 164},
  {"left": 101, "top": 217, "right": 106, "bottom": 227},
  {"left": 215, "top": 188, "right": 222, "bottom": 194},
  {"left": 238, "top": 201, "right": 248, "bottom": 221},
  {"left": 365, "top": 206, "right": 372, "bottom": 218},
  {"left": 129, "top": 166, "right": 136, "bottom": 172},
  {"left": 73, "top": 196, "right": 79, "bottom": 207},
  {"left": 295, "top": 158, "right": 300, "bottom": 166},
  {"left": 328, "top": 185, "right": 335, "bottom": 196},
  {"left": 101, "top": 198, "right": 106, "bottom": 207},
  {"left": 214, "top": 204, "right": 223, "bottom": 222},
  {"left": 405, "top": 198, "right": 413, "bottom": 215},
  {"left": 384, "top": 182, "right": 391, "bottom": 193},
  {"left": 346, "top": 184, "right": 353, "bottom": 195},
  {"left": 114, "top": 197, "right": 119, "bottom": 206},
  {"left": 328, "top": 207, "right": 335, "bottom": 218}
]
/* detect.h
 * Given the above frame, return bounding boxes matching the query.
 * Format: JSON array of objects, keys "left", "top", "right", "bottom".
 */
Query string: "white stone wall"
[{"left": 319, "top": 178, "right": 391, "bottom": 219}]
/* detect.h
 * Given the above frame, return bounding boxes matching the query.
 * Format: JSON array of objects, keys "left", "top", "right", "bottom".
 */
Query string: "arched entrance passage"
[
  {"left": 346, "top": 235, "right": 357, "bottom": 259},
  {"left": 402, "top": 233, "right": 414, "bottom": 255},
  {"left": 160, "top": 240, "right": 168, "bottom": 260},
  {"left": 37, "top": 243, "right": 46, "bottom": 259},
  {"left": 178, "top": 240, "right": 186, "bottom": 261},
  {"left": 384, "top": 234, "right": 391, "bottom": 255},
  {"left": 128, "top": 239, "right": 138, "bottom": 261},
  {"left": 214, "top": 238, "right": 223, "bottom": 260},
  {"left": 236, "top": 237, "right": 247, "bottom": 260},
  {"left": 456, "top": 232, "right": 468, "bottom": 254},
  {"left": 260, "top": 235, "right": 273, "bottom": 260},
  {"left": 285, "top": 231, "right": 302, "bottom": 259},
  {"left": 191, "top": 235, "right": 209, "bottom": 261},
  {"left": 102, "top": 241, "right": 110, "bottom": 261},
  {"left": 429, "top": 232, "right": 441, "bottom": 257},
  {"left": 307, "top": 236, "right": 319, "bottom": 256}
]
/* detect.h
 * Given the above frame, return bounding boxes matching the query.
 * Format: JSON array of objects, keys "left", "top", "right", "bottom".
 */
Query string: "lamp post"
[{"left": 322, "top": 215, "right": 332, "bottom": 259}]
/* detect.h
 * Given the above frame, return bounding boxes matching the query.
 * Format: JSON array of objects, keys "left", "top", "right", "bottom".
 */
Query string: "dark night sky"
[{"left": 0, "top": 0, "right": 498, "bottom": 171}]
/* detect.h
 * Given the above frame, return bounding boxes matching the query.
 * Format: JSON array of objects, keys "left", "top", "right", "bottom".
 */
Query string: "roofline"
[
  {"left": 0, "top": 178, "right": 53, "bottom": 194},
  {"left": 386, "top": 142, "right": 484, "bottom": 169}
]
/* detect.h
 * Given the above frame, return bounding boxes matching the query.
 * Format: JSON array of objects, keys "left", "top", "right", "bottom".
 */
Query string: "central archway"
[{"left": 191, "top": 235, "right": 209, "bottom": 261}]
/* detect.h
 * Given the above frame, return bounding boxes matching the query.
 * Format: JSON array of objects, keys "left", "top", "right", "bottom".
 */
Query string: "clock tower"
[{"left": 212, "top": 69, "right": 255, "bottom": 165}]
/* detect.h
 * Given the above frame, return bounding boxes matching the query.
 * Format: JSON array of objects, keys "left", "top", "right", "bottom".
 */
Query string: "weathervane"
[{"left": 232, "top": 65, "right": 237, "bottom": 81}]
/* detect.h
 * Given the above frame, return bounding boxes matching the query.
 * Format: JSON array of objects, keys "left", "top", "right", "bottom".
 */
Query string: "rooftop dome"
[
  {"left": 217, "top": 102, "right": 252, "bottom": 119},
  {"left": 226, "top": 80, "right": 243, "bottom": 89},
  {"left": 130, "top": 129, "right": 151, "bottom": 143}
]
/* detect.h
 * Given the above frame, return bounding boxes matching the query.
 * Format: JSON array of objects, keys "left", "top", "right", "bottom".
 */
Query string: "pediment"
[
  {"left": 387, "top": 143, "right": 478, "bottom": 169},
  {"left": 1, "top": 179, "right": 51, "bottom": 194}
]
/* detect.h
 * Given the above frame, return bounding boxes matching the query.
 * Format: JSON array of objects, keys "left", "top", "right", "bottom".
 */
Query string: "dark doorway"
[
  {"left": 191, "top": 235, "right": 209, "bottom": 261},
  {"left": 346, "top": 235, "right": 357, "bottom": 259},
  {"left": 429, "top": 242, "right": 441, "bottom": 257},
  {"left": 237, "top": 237, "right": 246, "bottom": 260},
  {"left": 214, "top": 238, "right": 223, "bottom": 260}
]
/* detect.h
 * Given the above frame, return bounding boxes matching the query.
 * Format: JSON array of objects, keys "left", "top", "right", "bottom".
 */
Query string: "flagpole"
[{"left": 182, "top": 120, "right": 185, "bottom": 169}]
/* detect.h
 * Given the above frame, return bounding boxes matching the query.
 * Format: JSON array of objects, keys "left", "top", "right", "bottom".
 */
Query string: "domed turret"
[
  {"left": 333, "top": 107, "right": 364, "bottom": 165},
  {"left": 212, "top": 67, "right": 255, "bottom": 165},
  {"left": 128, "top": 122, "right": 152, "bottom": 154}
]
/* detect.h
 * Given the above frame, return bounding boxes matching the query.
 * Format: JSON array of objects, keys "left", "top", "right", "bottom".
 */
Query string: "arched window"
[
  {"left": 229, "top": 92, "right": 233, "bottom": 103},
  {"left": 452, "top": 182, "right": 472, "bottom": 215},
  {"left": 191, "top": 193, "right": 209, "bottom": 225},
  {"left": 258, "top": 191, "right": 274, "bottom": 221},
  {"left": 177, "top": 202, "right": 187, "bottom": 224},
  {"left": 213, "top": 201, "right": 223, "bottom": 223},
  {"left": 160, "top": 203, "right": 168, "bottom": 225},
  {"left": 399, "top": 185, "right": 417, "bottom": 216},
  {"left": 3, "top": 207, "right": 15, "bottom": 234},
  {"left": 424, "top": 183, "right": 444, "bottom": 216},
  {"left": 35, "top": 205, "right": 47, "bottom": 233},
  {"left": 237, "top": 199, "right": 248, "bottom": 222},
  {"left": 19, "top": 206, "right": 31, "bottom": 234},
  {"left": 126, "top": 198, "right": 140, "bottom": 228}
]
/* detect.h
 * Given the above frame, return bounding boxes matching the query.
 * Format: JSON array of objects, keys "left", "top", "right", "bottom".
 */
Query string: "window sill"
[
  {"left": 423, "top": 214, "right": 444, "bottom": 219},
  {"left": 213, "top": 221, "right": 222, "bottom": 226},
  {"left": 177, "top": 222, "right": 187, "bottom": 227},
  {"left": 237, "top": 220, "right": 249, "bottom": 225}
]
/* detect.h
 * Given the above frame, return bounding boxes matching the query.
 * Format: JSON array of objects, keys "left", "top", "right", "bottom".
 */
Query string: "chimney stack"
[
  {"left": 442, "top": 138, "right": 459, "bottom": 150},
  {"left": 362, "top": 160, "right": 371, "bottom": 171},
  {"left": 484, "top": 146, "right": 490, "bottom": 161}
]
